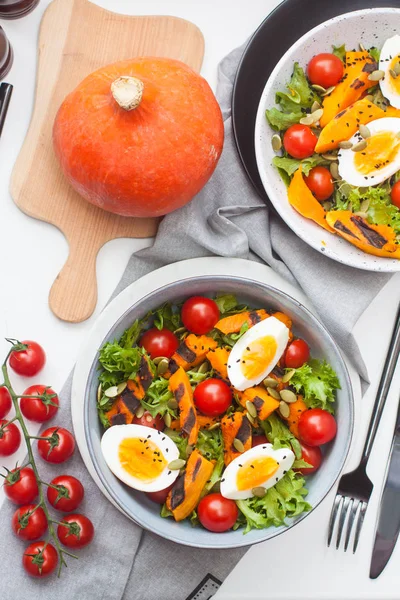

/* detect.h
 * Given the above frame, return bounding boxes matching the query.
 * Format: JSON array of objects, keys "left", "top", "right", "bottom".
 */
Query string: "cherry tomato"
[
  {"left": 0, "top": 420, "right": 21, "bottom": 456},
  {"left": 304, "top": 167, "right": 334, "bottom": 201},
  {"left": 146, "top": 483, "right": 174, "bottom": 504},
  {"left": 4, "top": 467, "right": 38, "bottom": 505},
  {"left": 20, "top": 385, "right": 59, "bottom": 423},
  {"left": 181, "top": 296, "right": 220, "bottom": 335},
  {"left": 284, "top": 339, "right": 310, "bottom": 369},
  {"left": 132, "top": 411, "right": 165, "bottom": 431},
  {"left": 47, "top": 475, "right": 84, "bottom": 512},
  {"left": 298, "top": 409, "right": 337, "bottom": 446},
  {"left": 391, "top": 180, "right": 400, "bottom": 209},
  {"left": 0, "top": 386, "right": 12, "bottom": 419},
  {"left": 198, "top": 493, "right": 238, "bottom": 533},
  {"left": 12, "top": 504, "right": 48, "bottom": 541},
  {"left": 9, "top": 341, "right": 46, "bottom": 377},
  {"left": 57, "top": 514, "right": 94, "bottom": 549},
  {"left": 38, "top": 427, "right": 75, "bottom": 464},
  {"left": 139, "top": 328, "right": 179, "bottom": 359},
  {"left": 252, "top": 434, "right": 268, "bottom": 447},
  {"left": 23, "top": 541, "right": 58, "bottom": 578},
  {"left": 194, "top": 379, "right": 232, "bottom": 416},
  {"left": 296, "top": 442, "right": 323, "bottom": 475},
  {"left": 307, "top": 53, "right": 344, "bottom": 88},
  {"left": 283, "top": 124, "right": 317, "bottom": 160}
]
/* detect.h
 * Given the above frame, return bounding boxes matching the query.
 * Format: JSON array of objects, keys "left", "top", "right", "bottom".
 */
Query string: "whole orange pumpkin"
[{"left": 53, "top": 58, "right": 224, "bottom": 218}]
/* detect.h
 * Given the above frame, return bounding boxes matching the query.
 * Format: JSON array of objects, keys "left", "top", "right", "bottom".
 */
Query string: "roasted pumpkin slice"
[
  {"left": 384, "top": 106, "right": 400, "bottom": 118},
  {"left": 280, "top": 395, "right": 307, "bottom": 438},
  {"left": 326, "top": 211, "right": 400, "bottom": 259},
  {"left": 105, "top": 398, "right": 134, "bottom": 427},
  {"left": 166, "top": 449, "right": 214, "bottom": 521},
  {"left": 221, "top": 412, "right": 252, "bottom": 465},
  {"left": 167, "top": 334, "right": 217, "bottom": 376},
  {"left": 288, "top": 168, "right": 335, "bottom": 233},
  {"left": 197, "top": 415, "right": 220, "bottom": 430},
  {"left": 238, "top": 386, "right": 280, "bottom": 421},
  {"left": 169, "top": 367, "right": 199, "bottom": 445},
  {"left": 214, "top": 310, "right": 268, "bottom": 334},
  {"left": 316, "top": 98, "right": 385, "bottom": 153},
  {"left": 206, "top": 347, "right": 230, "bottom": 381},
  {"left": 320, "top": 51, "right": 377, "bottom": 127}
]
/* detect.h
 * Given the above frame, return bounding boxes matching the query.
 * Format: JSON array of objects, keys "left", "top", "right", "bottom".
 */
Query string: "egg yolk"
[
  {"left": 354, "top": 131, "right": 400, "bottom": 174},
  {"left": 241, "top": 336, "right": 277, "bottom": 380},
  {"left": 390, "top": 55, "right": 400, "bottom": 94},
  {"left": 118, "top": 438, "right": 167, "bottom": 481},
  {"left": 237, "top": 456, "right": 279, "bottom": 490}
]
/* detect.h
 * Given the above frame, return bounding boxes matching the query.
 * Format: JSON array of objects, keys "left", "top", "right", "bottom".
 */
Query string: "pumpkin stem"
[{"left": 111, "top": 76, "right": 144, "bottom": 111}]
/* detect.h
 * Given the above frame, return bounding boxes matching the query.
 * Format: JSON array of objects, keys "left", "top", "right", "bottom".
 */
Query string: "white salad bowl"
[{"left": 255, "top": 7, "right": 400, "bottom": 272}]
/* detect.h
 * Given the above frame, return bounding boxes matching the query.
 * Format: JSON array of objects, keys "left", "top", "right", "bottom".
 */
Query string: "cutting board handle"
[{"left": 49, "top": 237, "right": 103, "bottom": 323}]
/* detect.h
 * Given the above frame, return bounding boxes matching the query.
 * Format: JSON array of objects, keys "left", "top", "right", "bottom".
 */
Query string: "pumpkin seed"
[
  {"left": 322, "top": 201, "right": 333, "bottom": 211},
  {"left": 246, "top": 412, "right": 257, "bottom": 426},
  {"left": 164, "top": 413, "right": 172, "bottom": 428},
  {"left": 322, "top": 86, "right": 336, "bottom": 96},
  {"left": 246, "top": 401, "right": 257, "bottom": 419},
  {"left": 389, "top": 69, "right": 398, "bottom": 79},
  {"left": 354, "top": 211, "right": 368, "bottom": 219},
  {"left": 173, "top": 327, "right": 186, "bottom": 335},
  {"left": 252, "top": 486, "right": 267, "bottom": 498},
  {"left": 167, "top": 398, "right": 178, "bottom": 410},
  {"left": 117, "top": 382, "right": 127, "bottom": 395},
  {"left": 263, "top": 377, "right": 278, "bottom": 388},
  {"left": 198, "top": 361, "right": 210, "bottom": 374},
  {"left": 311, "top": 100, "right": 321, "bottom": 113},
  {"left": 208, "top": 422, "right": 220, "bottom": 431},
  {"left": 271, "top": 134, "right": 282, "bottom": 152},
  {"left": 157, "top": 358, "right": 170, "bottom": 376},
  {"left": 267, "top": 387, "right": 281, "bottom": 400},
  {"left": 352, "top": 139, "right": 368, "bottom": 152},
  {"left": 299, "top": 115, "right": 314, "bottom": 126},
  {"left": 321, "top": 153, "right": 338, "bottom": 161},
  {"left": 279, "top": 401, "right": 290, "bottom": 419},
  {"left": 163, "top": 427, "right": 176, "bottom": 437},
  {"left": 135, "top": 405, "right": 145, "bottom": 419},
  {"left": 311, "top": 84, "right": 326, "bottom": 94},
  {"left": 338, "top": 140, "right": 353, "bottom": 149},
  {"left": 186, "top": 445, "right": 194, "bottom": 458},
  {"left": 359, "top": 42, "right": 366, "bottom": 52},
  {"left": 359, "top": 124, "right": 371, "bottom": 139},
  {"left": 168, "top": 459, "right": 186, "bottom": 470},
  {"left": 104, "top": 386, "right": 119, "bottom": 398},
  {"left": 153, "top": 356, "right": 169, "bottom": 365},
  {"left": 97, "top": 383, "right": 102, "bottom": 403},
  {"left": 282, "top": 369, "right": 296, "bottom": 383},
  {"left": 394, "top": 62, "right": 400, "bottom": 76},
  {"left": 330, "top": 162, "right": 339, "bottom": 179},
  {"left": 310, "top": 108, "right": 323, "bottom": 122},
  {"left": 233, "top": 438, "right": 245, "bottom": 453},
  {"left": 360, "top": 199, "right": 370, "bottom": 213},
  {"left": 365, "top": 94, "right": 374, "bottom": 102},
  {"left": 280, "top": 389, "right": 297, "bottom": 404},
  {"left": 367, "top": 69, "right": 385, "bottom": 82}
]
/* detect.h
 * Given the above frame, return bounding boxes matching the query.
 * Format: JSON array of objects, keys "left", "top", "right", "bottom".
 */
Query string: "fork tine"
[
  {"left": 327, "top": 494, "right": 343, "bottom": 547},
  {"left": 336, "top": 496, "right": 351, "bottom": 549},
  {"left": 343, "top": 499, "right": 357, "bottom": 552},
  {"left": 353, "top": 501, "right": 368, "bottom": 554}
]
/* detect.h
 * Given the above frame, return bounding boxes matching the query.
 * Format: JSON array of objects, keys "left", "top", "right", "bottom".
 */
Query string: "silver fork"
[{"left": 328, "top": 304, "right": 400, "bottom": 552}]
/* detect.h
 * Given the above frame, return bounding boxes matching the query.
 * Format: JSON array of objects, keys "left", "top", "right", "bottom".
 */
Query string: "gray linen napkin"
[{"left": 0, "top": 44, "right": 391, "bottom": 600}]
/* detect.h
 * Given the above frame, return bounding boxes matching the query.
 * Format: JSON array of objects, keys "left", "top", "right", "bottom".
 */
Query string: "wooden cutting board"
[{"left": 10, "top": 0, "right": 204, "bottom": 323}]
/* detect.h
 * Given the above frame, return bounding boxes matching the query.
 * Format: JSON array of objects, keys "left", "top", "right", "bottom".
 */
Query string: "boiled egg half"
[
  {"left": 338, "top": 117, "right": 400, "bottom": 187},
  {"left": 221, "top": 443, "right": 295, "bottom": 500},
  {"left": 379, "top": 35, "right": 400, "bottom": 109},
  {"left": 227, "top": 316, "right": 289, "bottom": 391},
  {"left": 101, "top": 424, "right": 180, "bottom": 492}
]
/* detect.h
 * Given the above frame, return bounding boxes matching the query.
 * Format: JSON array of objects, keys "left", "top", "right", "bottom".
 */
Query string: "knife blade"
[
  {"left": 370, "top": 397, "right": 400, "bottom": 579},
  {"left": 0, "top": 82, "right": 12, "bottom": 139}
]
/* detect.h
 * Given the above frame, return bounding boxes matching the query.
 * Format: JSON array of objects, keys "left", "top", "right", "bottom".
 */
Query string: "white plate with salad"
[{"left": 255, "top": 7, "right": 400, "bottom": 272}]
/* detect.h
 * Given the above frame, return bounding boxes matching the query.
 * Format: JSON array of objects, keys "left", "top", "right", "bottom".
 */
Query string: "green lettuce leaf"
[
  {"left": 260, "top": 413, "right": 302, "bottom": 459},
  {"left": 203, "top": 455, "right": 224, "bottom": 495},
  {"left": 119, "top": 319, "right": 141, "bottom": 348},
  {"left": 214, "top": 294, "right": 238, "bottom": 314},
  {"left": 160, "top": 504, "right": 173, "bottom": 518},
  {"left": 273, "top": 154, "right": 329, "bottom": 178},
  {"left": 265, "top": 107, "right": 302, "bottom": 131},
  {"left": 98, "top": 343, "right": 145, "bottom": 379},
  {"left": 369, "top": 46, "right": 381, "bottom": 63},
  {"left": 284, "top": 62, "right": 319, "bottom": 108},
  {"left": 196, "top": 428, "right": 223, "bottom": 462},
  {"left": 332, "top": 44, "right": 346, "bottom": 62},
  {"left": 289, "top": 359, "right": 340, "bottom": 413}
]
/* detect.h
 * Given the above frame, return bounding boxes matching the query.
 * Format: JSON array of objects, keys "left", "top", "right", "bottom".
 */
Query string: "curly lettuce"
[{"left": 289, "top": 359, "right": 340, "bottom": 413}]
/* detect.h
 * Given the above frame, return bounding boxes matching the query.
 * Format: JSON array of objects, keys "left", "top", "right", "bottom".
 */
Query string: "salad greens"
[{"left": 289, "top": 359, "right": 340, "bottom": 414}]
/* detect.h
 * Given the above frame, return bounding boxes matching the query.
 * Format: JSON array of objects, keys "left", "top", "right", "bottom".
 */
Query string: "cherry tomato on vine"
[
  {"left": 391, "top": 181, "right": 400, "bottom": 209},
  {"left": 57, "top": 514, "right": 95, "bottom": 549},
  {"left": 23, "top": 541, "right": 58, "bottom": 578},
  {"left": 0, "top": 420, "right": 21, "bottom": 456},
  {"left": 3, "top": 467, "right": 38, "bottom": 505},
  {"left": 284, "top": 339, "right": 310, "bottom": 369},
  {"left": 198, "top": 493, "right": 238, "bottom": 533},
  {"left": 298, "top": 408, "right": 337, "bottom": 446},
  {"left": 9, "top": 341, "right": 46, "bottom": 377},
  {"left": 181, "top": 296, "right": 220, "bottom": 335},
  {"left": 132, "top": 411, "right": 165, "bottom": 431},
  {"left": 12, "top": 504, "right": 48, "bottom": 541},
  {"left": 283, "top": 124, "right": 317, "bottom": 160},
  {"left": 252, "top": 434, "right": 268, "bottom": 448},
  {"left": 20, "top": 385, "right": 59, "bottom": 423},
  {"left": 304, "top": 167, "right": 334, "bottom": 201},
  {"left": 0, "top": 386, "right": 12, "bottom": 419},
  {"left": 194, "top": 378, "right": 232, "bottom": 416},
  {"left": 146, "top": 483, "right": 174, "bottom": 504},
  {"left": 38, "top": 427, "right": 75, "bottom": 464},
  {"left": 295, "top": 442, "right": 323, "bottom": 475},
  {"left": 47, "top": 475, "right": 84, "bottom": 512},
  {"left": 307, "top": 53, "right": 344, "bottom": 88},
  {"left": 139, "top": 328, "right": 179, "bottom": 359}
]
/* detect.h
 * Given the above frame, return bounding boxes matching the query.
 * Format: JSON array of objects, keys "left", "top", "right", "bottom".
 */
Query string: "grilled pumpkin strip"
[
  {"left": 167, "top": 334, "right": 218, "bottom": 376},
  {"left": 169, "top": 367, "right": 199, "bottom": 445},
  {"left": 206, "top": 347, "right": 230, "bottom": 382},
  {"left": 105, "top": 398, "right": 134, "bottom": 426},
  {"left": 280, "top": 395, "right": 307, "bottom": 438},
  {"left": 238, "top": 386, "right": 280, "bottom": 421},
  {"left": 221, "top": 412, "right": 252, "bottom": 465},
  {"left": 214, "top": 310, "right": 268, "bottom": 335}
]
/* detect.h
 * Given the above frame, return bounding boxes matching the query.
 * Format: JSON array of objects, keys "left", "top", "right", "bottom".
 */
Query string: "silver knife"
[{"left": 370, "top": 397, "right": 400, "bottom": 579}]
